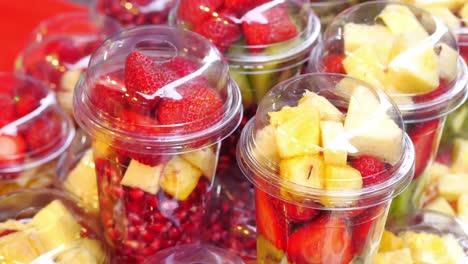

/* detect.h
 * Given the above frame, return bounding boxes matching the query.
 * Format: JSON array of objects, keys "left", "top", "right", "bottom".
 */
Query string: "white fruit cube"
[
  {"left": 253, "top": 125, "right": 280, "bottom": 165},
  {"left": 438, "top": 173, "right": 468, "bottom": 201},
  {"left": 160, "top": 156, "right": 202, "bottom": 201},
  {"left": 269, "top": 106, "right": 321, "bottom": 159},
  {"left": 298, "top": 91, "right": 343, "bottom": 121},
  {"left": 457, "top": 194, "right": 468, "bottom": 223},
  {"left": 451, "top": 138, "right": 468, "bottom": 172},
  {"left": 279, "top": 155, "right": 324, "bottom": 189},
  {"left": 320, "top": 121, "right": 347, "bottom": 166},
  {"left": 377, "top": 4, "right": 429, "bottom": 36},
  {"left": 425, "top": 196, "right": 456, "bottom": 215},
  {"left": 121, "top": 159, "right": 164, "bottom": 195},
  {"left": 181, "top": 146, "right": 217, "bottom": 179},
  {"left": 436, "top": 43, "right": 458, "bottom": 81}
]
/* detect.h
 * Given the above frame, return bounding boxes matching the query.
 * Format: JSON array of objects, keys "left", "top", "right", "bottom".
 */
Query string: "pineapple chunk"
[
  {"left": 324, "top": 164, "right": 362, "bottom": 191},
  {"left": 460, "top": 3, "right": 468, "bottom": 20},
  {"left": 54, "top": 239, "right": 106, "bottom": 264},
  {"left": 436, "top": 43, "right": 459, "bottom": 81},
  {"left": 379, "top": 230, "right": 406, "bottom": 252},
  {"left": 121, "top": 159, "right": 164, "bottom": 195},
  {"left": 32, "top": 200, "right": 82, "bottom": 251},
  {"left": 425, "top": 196, "right": 456, "bottom": 215},
  {"left": 387, "top": 30, "right": 431, "bottom": 62},
  {"left": 344, "top": 23, "right": 395, "bottom": 64},
  {"left": 253, "top": 125, "right": 280, "bottom": 165},
  {"left": 374, "top": 248, "right": 413, "bottom": 264},
  {"left": 457, "top": 194, "right": 468, "bottom": 223},
  {"left": 451, "top": 138, "right": 468, "bottom": 172},
  {"left": 59, "top": 69, "right": 82, "bottom": 115},
  {"left": 92, "top": 140, "right": 111, "bottom": 159},
  {"left": 279, "top": 155, "right": 324, "bottom": 189},
  {"left": 0, "top": 219, "right": 31, "bottom": 232},
  {"left": 427, "top": 162, "right": 450, "bottom": 185},
  {"left": 0, "top": 229, "right": 46, "bottom": 262},
  {"left": 298, "top": 91, "right": 343, "bottom": 121},
  {"left": 320, "top": 121, "right": 347, "bottom": 166},
  {"left": 409, "top": 0, "right": 465, "bottom": 12},
  {"left": 344, "top": 86, "right": 404, "bottom": 165},
  {"left": 401, "top": 231, "right": 456, "bottom": 263},
  {"left": 377, "top": 4, "right": 429, "bottom": 36},
  {"left": 269, "top": 106, "right": 321, "bottom": 159},
  {"left": 442, "top": 234, "right": 468, "bottom": 263},
  {"left": 160, "top": 156, "right": 202, "bottom": 201},
  {"left": 439, "top": 173, "right": 468, "bottom": 201},
  {"left": 426, "top": 7, "right": 461, "bottom": 31},
  {"left": 64, "top": 149, "right": 99, "bottom": 211},
  {"left": 181, "top": 147, "right": 217, "bottom": 179}
]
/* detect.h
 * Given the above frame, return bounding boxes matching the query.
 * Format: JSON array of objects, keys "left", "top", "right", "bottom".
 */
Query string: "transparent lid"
[
  {"left": 309, "top": 1, "right": 468, "bottom": 123},
  {"left": 0, "top": 73, "right": 75, "bottom": 174},
  {"left": 170, "top": 0, "right": 321, "bottom": 65},
  {"left": 73, "top": 25, "right": 242, "bottom": 154},
  {"left": 144, "top": 244, "right": 245, "bottom": 264},
  {"left": 0, "top": 188, "right": 108, "bottom": 263},
  {"left": 237, "top": 73, "right": 415, "bottom": 208}
]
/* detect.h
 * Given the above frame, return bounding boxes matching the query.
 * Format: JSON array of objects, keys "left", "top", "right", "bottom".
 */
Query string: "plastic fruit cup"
[
  {"left": 95, "top": 0, "right": 176, "bottom": 27},
  {"left": 0, "top": 73, "right": 75, "bottom": 196},
  {"left": 73, "top": 25, "right": 242, "bottom": 263},
  {"left": 310, "top": 0, "right": 359, "bottom": 29},
  {"left": 143, "top": 244, "right": 246, "bottom": 263},
  {"left": 308, "top": 1, "right": 468, "bottom": 218},
  {"left": 237, "top": 73, "right": 415, "bottom": 263},
  {"left": 0, "top": 188, "right": 108, "bottom": 263},
  {"left": 15, "top": 12, "right": 122, "bottom": 118}
]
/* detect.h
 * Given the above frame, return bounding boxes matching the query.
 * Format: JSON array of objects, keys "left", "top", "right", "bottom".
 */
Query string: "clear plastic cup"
[
  {"left": 143, "top": 244, "right": 246, "bottom": 264},
  {"left": 0, "top": 73, "right": 75, "bottom": 196},
  {"left": 308, "top": 1, "right": 468, "bottom": 218},
  {"left": 95, "top": 0, "right": 176, "bottom": 27},
  {"left": 237, "top": 73, "right": 415, "bottom": 263},
  {"left": 310, "top": 0, "right": 359, "bottom": 29},
  {"left": 73, "top": 25, "right": 242, "bottom": 263},
  {"left": 0, "top": 188, "right": 108, "bottom": 263},
  {"left": 15, "top": 12, "right": 122, "bottom": 118}
]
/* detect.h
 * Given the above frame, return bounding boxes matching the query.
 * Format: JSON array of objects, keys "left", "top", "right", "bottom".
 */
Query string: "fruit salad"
[
  {"left": 308, "top": 2, "right": 468, "bottom": 217},
  {"left": 96, "top": 0, "right": 176, "bottom": 27},
  {"left": 73, "top": 26, "right": 242, "bottom": 263},
  {"left": 16, "top": 12, "right": 122, "bottom": 118},
  {"left": 237, "top": 73, "right": 415, "bottom": 263},
  {"left": 0, "top": 189, "right": 107, "bottom": 263},
  {"left": 0, "top": 73, "right": 75, "bottom": 195}
]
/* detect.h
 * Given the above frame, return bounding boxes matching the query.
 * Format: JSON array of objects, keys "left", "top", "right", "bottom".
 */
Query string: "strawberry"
[
  {"left": 286, "top": 213, "right": 354, "bottom": 264},
  {"left": 0, "top": 94, "right": 16, "bottom": 128},
  {"left": 157, "top": 82, "right": 223, "bottom": 133},
  {"left": 193, "top": 10, "right": 241, "bottom": 52},
  {"left": 413, "top": 80, "right": 449, "bottom": 103},
  {"left": 255, "top": 189, "right": 286, "bottom": 250},
  {"left": 25, "top": 113, "right": 61, "bottom": 152},
  {"left": 408, "top": 120, "right": 440, "bottom": 179},
  {"left": 90, "top": 81, "right": 128, "bottom": 117},
  {"left": 177, "top": 0, "right": 224, "bottom": 27},
  {"left": 224, "top": 0, "right": 269, "bottom": 16},
  {"left": 125, "top": 52, "right": 179, "bottom": 111},
  {"left": 0, "top": 134, "right": 27, "bottom": 167},
  {"left": 242, "top": 6, "right": 298, "bottom": 48},
  {"left": 15, "top": 93, "right": 40, "bottom": 117},
  {"left": 323, "top": 53, "right": 346, "bottom": 74},
  {"left": 272, "top": 199, "right": 320, "bottom": 223},
  {"left": 349, "top": 205, "right": 384, "bottom": 255},
  {"left": 351, "top": 155, "right": 388, "bottom": 187},
  {"left": 43, "top": 38, "right": 84, "bottom": 64},
  {"left": 163, "top": 57, "right": 199, "bottom": 77},
  {"left": 435, "top": 148, "right": 452, "bottom": 166}
]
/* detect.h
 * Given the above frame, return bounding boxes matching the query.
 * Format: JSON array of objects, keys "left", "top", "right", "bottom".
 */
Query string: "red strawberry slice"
[
  {"left": 193, "top": 10, "right": 241, "bottom": 52},
  {"left": 90, "top": 81, "right": 128, "bottom": 117},
  {"left": 242, "top": 6, "right": 298, "bottom": 48},
  {"left": 125, "top": 51, "right": 179, "bottom": 111},
  {"left": 413, "top": 80, "right": 449, "bottom": 103},
  {"left": 224, "top": 0, "right": 270, "bottom": 16},
  {"left": 323, "top": 53, "right": 346, "bottom": 74},
  {"left": 408, "top": 120, "right": 440, "bottom": 179},
  {"left": 272, "top": 198, "right": 320, "bottom": 223},
  {"left": 157, "top": 82, "right": 224, "bottom": 133},
  {"left": 15, "top": 93, "right": 40, "bottom": 117},
  {"left": 349, "top": 205, "right": 384, "bottom": 255},
  {"left": 286, "top": 213, "right": 354, "bottom": 264},
  {"left": 0, "top": 94, "right": 16, "bottom": 128},
  {"left": 177, "top": 0, "right": 224, "bottom": 27},
  {"left": 25, "top": 113, "right": 61, "bottom": 153},
  {"left": 351, "top": 155, "right": 389, "bottom": 187},
  {"left": 0, "top": 134, "right": 27, "bottom": 167},
  {"left": 255, "top": 189, "right": 286, "bottom": 250}
]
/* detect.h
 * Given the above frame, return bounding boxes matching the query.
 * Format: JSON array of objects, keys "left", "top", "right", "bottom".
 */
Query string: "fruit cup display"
[
  {"left": 143, "top": 244, "right": 246, "bottom": 263},
  {"left": 73, "top": 25, "right": 243, "bottom": 263},
  {"left": 377, "top": 210, "right": 468, "bottom": 263},
  {"left": 15, "top": 12, "right": 122, "bottom": 118},
  {"left": 0, "top": 188, "right": 108, "bottom": 263},
  {"left": 95, "top": 0, "right": 176, "bottom": 27},
  {"left": 308, "top": 1, "right": 468, "bottom": 218},
  {"left": 0, "top": 73, "right": 75, "bottom": 195},
  {"left": 237, "top": 73, "right": 416, "bottom": 263}
]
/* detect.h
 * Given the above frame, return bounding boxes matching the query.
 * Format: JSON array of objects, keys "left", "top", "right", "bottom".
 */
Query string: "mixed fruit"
[
  {"left": 252, "top": 79, "right": 405, "bottom": 263},
  {"left": 0, "top": 199, "right": 106, "bottom": 263}
]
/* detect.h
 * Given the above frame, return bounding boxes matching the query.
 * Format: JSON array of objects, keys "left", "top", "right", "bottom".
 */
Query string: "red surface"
[{"left": 0, "top": 0, "right": 86, "bottom": 72}]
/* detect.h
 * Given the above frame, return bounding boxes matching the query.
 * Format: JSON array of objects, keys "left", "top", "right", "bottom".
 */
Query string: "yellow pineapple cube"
[
  {"left": 279, "top": 155, "right": 324, "bottom": 189},
  {"left": 298, "top": 91, "right": 343, "bottom": 121},
  {"left": 379, "top": 230, "right": 406, "bottom": 252},
  {"left": 160, "top": 156, "right": 202, "bottom": 201},
  {"left": 0, "top": 229, "right": 46, "bottom": 262},
  {"left": 426, "top": 7, "right": 461, "bottom": 31},
  {"left": 457, "top": 194, "right": 468, "bottom": 223},
  {"left": 181, "top": 146, "right": 217, "bottom": 179},
  {"left": 451, "top": 138, "right": 468, "bottom": 172},
  {"left": 377, "top": 4, "right": 429, "bottom": 36},
  {"left": 438, "top": 173, "right": 468, "bottom": 201},
  {"left": 401, "top": 231, "right": 456, "bottom": 263},
  {"left": 324, "top": 164, "right": 362, "bottom": 191},
  {"left": 374, "top": 248, "right": 413, "bottom": 264},
  {"left": 460, "top": 3, "right": 468, "bottom": 20},
  {"left": 121, "top": 159, "right": 164, "bottom": 195},
  {"left": 269, "top": 106, "right": 321, "bottom": 159},
  {"left": 253, "top": 125, "right": 280, "bottom": 165},
  {"left": 425, "top": 196, "right": 456, "bottom": 216},
  {"left": 321, "top": 121, "right": 347, "bottom": 166}
]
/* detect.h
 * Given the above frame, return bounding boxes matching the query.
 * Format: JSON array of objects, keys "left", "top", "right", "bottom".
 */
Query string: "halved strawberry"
[
  {"left": 351, "top": 155, "right": 389, "bottom": 187},
  {"left": 408, "top": 120, "right": 440, "bottom": 179},
  {"left": 255, "top": 189, "right": 286, "bottom": 250},
  {"left": 0, "top": 134, "right": 27, "bottom": 167},
  {"left": 25, "top": 113, "right": 61, "bottom": 153},
  {"left": 242, "top": 6, "right": 298, "bottom": 48},
  {"left": 15, "top": 93, "right": 40, "bottom": 117},
  {"left": 322, "top": 53, "right": 346, "bottom": 74},
  {"left": 163, "top": 57, "right": 200, "bottom": 77},
  {"left": 349, "top": 205, "right": 384, "bottom": 256},
  {"left": 90, "top": 81, "right": 128, "bottom": 117},
  {"left": 224, "top": 0, "right": 269, "bottom": 16},
  {"left": 286, "top": 213, "right": 354, "bottom": 264},
  {"left": 177, "top": 0, "right": 224, "bottom": 27},
  {"left": 0, "top": 94, "right": 16, "bottom": 128},
  {"left": 193, "top": 10, "right": 241, "bottom": 52},
  {"left": 272, "top": 199, "right": 320, "bottom": 223}
]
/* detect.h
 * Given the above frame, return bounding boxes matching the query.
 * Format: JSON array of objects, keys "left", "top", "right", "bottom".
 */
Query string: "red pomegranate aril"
[{"left": 129, "top": 188, "right": 145, "bottom": 200}]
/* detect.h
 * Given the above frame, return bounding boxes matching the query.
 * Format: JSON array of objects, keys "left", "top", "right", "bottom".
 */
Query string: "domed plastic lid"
[
  {"left": 309, "top": 1, "right": 468, "bottom": 123},
  {"left": 144, "top": 244, "right": 245, "bottom": 264},
  {"left": 237, "top": 73, "right": 415, "bottom": 208},
  {"left": 170, "top": 0, "right": 321, "bottom": 65},
  {"left": 0, "top": 73, "right": 75, "bottom": 175},
  {"left": 73, "top": 25, "right": 242, "bottom": 154}
]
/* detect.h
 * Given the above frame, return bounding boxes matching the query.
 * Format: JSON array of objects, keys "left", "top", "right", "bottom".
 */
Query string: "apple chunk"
[
  {"left": 121, "top": 159, "right": 164, "bottom": 195},
  {"left": 160, "top": 156, "right": 202, "bottom": 201}
]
